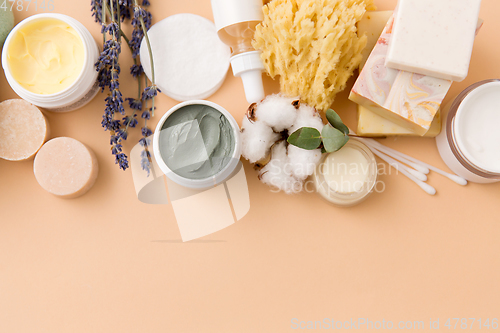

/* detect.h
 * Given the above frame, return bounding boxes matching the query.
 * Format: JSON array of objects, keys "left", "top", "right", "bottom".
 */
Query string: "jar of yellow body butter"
[{"left": 2, "top": 14, "right": 99, "bottom": 112}]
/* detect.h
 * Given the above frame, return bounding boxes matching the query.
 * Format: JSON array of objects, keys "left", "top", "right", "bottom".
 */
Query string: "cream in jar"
[
  {"left": 6, "top": 18, "right": 85, "bottom": 95},
  {"left": 437, "top": 80, "right": 500, "bottom": 183},
  {"left": 2, "top": 14, "right": 100, "bottom": 112},
  {"left": 313, "top": 139, "right": 377, "bottom": 207},
  {"left": 455, "top": 84, "right": 500, "bottom": 172}
]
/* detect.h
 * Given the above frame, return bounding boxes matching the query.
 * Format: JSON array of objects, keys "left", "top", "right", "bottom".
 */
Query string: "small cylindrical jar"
[
  {"left": 1, "top": 13, "right": 99, "bottom": 112},
  {"left": 153, "top": 100, "right": 242, "bottom": 189},
  {"left": 436, "top": 79, "right": 500, "bottom": 183},
  {"left": 313, "top": 139, "right": 378, "bottom": 207}
]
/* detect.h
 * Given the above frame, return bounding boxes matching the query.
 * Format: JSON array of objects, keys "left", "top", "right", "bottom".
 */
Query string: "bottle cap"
[
  {"left": 230, "top": 51, "right": 265, "bottom": 104},
  {"left": 211, "top": 0, "right": 264, "bottom": 32}
]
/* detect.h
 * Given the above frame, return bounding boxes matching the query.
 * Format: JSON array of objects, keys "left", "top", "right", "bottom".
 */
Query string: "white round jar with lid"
[
  {"left": 1, "top": 13, "right": 99, "bottom": 112},
  {"left": 153, "top": 100, "right": 242, "bottom": 189},
  {"left": 436, "top": 79, "right": 500, "bottom": 183},
  {"left": 312, "top": 139, "right": 378, "bottom": 207}
]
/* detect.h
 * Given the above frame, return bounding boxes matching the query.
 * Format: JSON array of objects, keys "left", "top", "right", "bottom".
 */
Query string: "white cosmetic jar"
[
  {"left": 436, "top": 79, "right": 500, "bottom": 183},
  {"left": 153, "top": 100, "right": 242, "bottom": 189},
  {"left": 1, "top": 13, "right": 99, "bottom": 112}
]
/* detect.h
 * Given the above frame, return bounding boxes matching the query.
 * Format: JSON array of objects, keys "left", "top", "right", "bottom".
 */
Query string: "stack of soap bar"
[
  {"left": 34, "top": 137, "right": 99, "bottom": 198},
  {"left": 357, "top": 10, "right": 440, "bottom": 137},
  {"left": 0, "top": 99, "right": 49, "bottom": 161},
  {"left": 385, "top": 0, "right": 482, "bottom": 82},
  {"left": 350, "top": 14, "right": 452, "bottom": 136}
]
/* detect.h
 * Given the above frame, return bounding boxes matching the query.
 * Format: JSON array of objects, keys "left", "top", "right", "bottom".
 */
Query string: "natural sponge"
[{"left": 253, "top": 0, "right": 375, "bottom": 111}]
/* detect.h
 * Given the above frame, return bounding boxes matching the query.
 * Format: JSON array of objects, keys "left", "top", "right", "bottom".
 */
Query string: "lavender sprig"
[
  {"left": 95, "top": 0, "right": 129, "bottom": 170},
  {"left": 133, "top": 0, "right": 158, "bottom": 176},
  {"left": 93, "top": 0, "right": 157, "bottom": 174}
]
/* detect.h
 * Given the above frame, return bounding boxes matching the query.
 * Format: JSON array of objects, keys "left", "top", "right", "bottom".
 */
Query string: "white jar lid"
[{"left": 140, "top": 13, "right": 231, "bottom": 101}]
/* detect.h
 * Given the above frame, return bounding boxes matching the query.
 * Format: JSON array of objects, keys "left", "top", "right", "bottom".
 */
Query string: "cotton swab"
[
  {"left": 373, "top": 148, "right": 436, "bottom": 195},
  {"left": 361, "top": 138, "right": 430, "bottom": 174},
  {"left": 364, "top": 138, "right": 467, "bottom": 186},
  {"left": 366, "top": 144, "right": 435, "bottom": 195},
  {"left": 366, "top": 144, "right": 428, "bottom": 182},
  {"left": 349, "top": 128, "right": 467, "bottom": 187}
]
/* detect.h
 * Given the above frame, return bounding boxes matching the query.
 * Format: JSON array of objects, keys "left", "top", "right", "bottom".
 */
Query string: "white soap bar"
[
  {"left": 386, "top": 0, "right": 481, "bottom": 82},
  {"left": 34, "top": 137, "right": 98, "bottom": 198}
]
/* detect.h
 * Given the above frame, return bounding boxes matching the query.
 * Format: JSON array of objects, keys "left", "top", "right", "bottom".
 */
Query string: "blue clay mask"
[{"left": 158, "top": 104, "right": 235, "bottom": 180}]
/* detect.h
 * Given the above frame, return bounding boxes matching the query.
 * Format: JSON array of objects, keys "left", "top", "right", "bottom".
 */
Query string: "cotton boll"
[
  {"left": 241, "top": 97, "right": 326, "bottom": 194},
  {"left": 289, "top": 104, "right": 324, "bottom": 133},
  {"left": 255, "top": 94, "right": 299, "bottom": 132},
  {"left": 241, "top": 117, "right": 280, "bottom": 164},
  {"left": 287, "top": 145, "right": 322, "bottom": 180},
  {"left": 259, "top": 141, "right": 303, "bottom": 194}
]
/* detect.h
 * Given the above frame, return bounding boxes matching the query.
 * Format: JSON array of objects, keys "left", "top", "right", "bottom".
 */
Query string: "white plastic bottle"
[{"left": 211, "top": 0, "right": 265, "bottom": 104}]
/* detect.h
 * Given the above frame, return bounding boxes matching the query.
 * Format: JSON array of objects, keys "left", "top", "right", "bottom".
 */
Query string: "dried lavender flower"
[{"left": 93, "top": 0, "right": 157, "bottom": 174}]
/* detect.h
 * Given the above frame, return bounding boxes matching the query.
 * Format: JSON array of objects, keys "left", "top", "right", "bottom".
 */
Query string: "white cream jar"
[
  {"left": 436, "top": 80, "right": 500, "bottom": 183},
  {"left": 2, "top": 14, "right": 99, "bottom": 112}
]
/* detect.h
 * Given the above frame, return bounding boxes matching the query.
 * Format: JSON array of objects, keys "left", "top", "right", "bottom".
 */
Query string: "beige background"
[{"left": 1, "top": 0, "right": 499, "bottom": 332}]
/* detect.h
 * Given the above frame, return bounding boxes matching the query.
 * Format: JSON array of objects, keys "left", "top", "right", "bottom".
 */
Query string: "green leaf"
[
  {"left": 326, "top": 109, "right": 350, "bottom": 135},
  {"left": 287, "top": 127, "right": 322, "bottom": 150},
  {"left": 321, "top": 125, "right": 349, "bottom": 153}
]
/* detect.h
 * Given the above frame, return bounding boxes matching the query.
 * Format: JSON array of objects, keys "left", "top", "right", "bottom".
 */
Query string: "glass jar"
[{"left": 313, "top": 139, "right": 378, "bottom": 207}]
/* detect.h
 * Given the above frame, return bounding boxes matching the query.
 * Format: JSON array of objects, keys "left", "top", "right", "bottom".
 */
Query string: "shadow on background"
[{"left": 151, "top": 239, "right": 227, "bottom": 243}]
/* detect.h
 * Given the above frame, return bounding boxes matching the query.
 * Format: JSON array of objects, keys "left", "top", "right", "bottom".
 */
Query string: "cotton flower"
[
  {"left": 240, "top": 94, "right": 325, "bottom": 194},
  {"left": 259, "top": 141, "right": 303, "bottom": 195},
  {"left": 241, "top": 116, "right": 280, "bottom": 164},
  {"left": 289, "top": 103, "right": 324, "bottom": 133},
  {"left": 287, "top": 145, "right": 322, "bottom": 181},
  {"left": 255, "top": 94, "right": 298, "bottom": 132}
]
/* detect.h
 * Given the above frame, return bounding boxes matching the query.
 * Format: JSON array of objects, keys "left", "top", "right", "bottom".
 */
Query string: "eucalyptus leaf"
[
  {"left": 326, "top": 109, "right": 350, "bottom": 135},
  {"left": 287, "top": 127, "right": 322, "bottom": 150},
  {"left": 321, "top": 125, "right": 349, "bottom": 153}
]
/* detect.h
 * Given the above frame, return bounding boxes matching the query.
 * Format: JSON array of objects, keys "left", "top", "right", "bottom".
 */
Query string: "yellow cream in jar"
[{"left": 7, "top": 18, "right": 84, "bottom": 95}]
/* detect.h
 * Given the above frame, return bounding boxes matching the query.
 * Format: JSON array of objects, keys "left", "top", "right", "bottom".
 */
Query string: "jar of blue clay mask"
[{"left": 153, "top": 100, "right": 242, "bottom": 189}]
